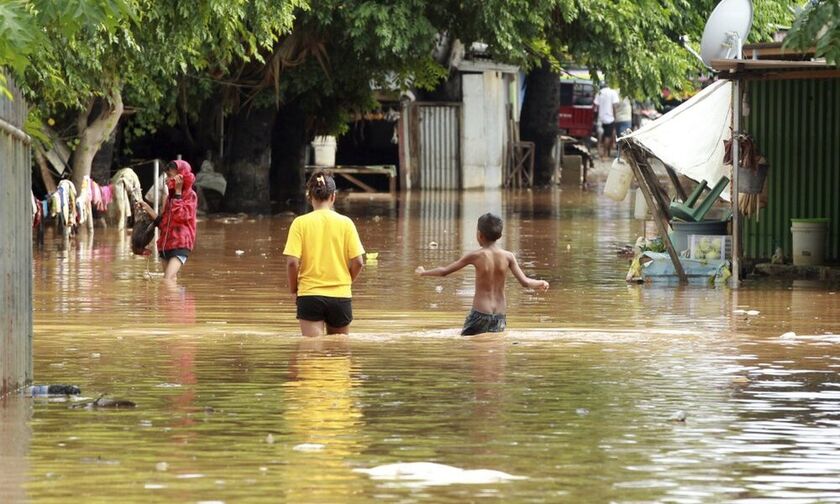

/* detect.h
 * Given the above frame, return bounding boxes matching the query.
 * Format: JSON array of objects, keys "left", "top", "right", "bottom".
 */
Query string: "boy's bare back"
[{"left": 417, "top": 244, "right": 548, "bottom": 315}]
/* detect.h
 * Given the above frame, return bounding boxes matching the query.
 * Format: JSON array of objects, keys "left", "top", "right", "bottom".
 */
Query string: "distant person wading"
[{"left": 283, "top": 171, "right": 365, "bottom": 336}]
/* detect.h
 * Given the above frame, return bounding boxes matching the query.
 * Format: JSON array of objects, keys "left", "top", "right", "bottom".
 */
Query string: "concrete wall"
[
  {"left": 461, "top": 72, "right": 510, "bottom": 189},
  {"left": 0, "top": 77, "right": 32, "bottom": 396}
]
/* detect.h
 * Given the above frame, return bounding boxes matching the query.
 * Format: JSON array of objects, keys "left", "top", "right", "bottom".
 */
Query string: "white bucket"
[
  {"left": 603, "top": 158, "right": 633, "bottom": 202},
  {"left": 634, "top": 189, "right": 648, "bottom": 220},
  {"left": 311, "top": 135, "right": 337, "bottom": 167},
  {"left": 791, "top": 219, "right": 829, "bottom": 266}
]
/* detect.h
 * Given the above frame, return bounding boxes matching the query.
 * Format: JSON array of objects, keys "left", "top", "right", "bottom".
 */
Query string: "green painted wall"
[{"left": 743, "top": 78, "right": 840, "bottom": 262}]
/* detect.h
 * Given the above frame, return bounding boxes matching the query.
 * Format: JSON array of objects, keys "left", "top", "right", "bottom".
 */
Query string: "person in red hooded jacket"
[{"left": 137, "top": 160, "right": 198, "bottom": 281}]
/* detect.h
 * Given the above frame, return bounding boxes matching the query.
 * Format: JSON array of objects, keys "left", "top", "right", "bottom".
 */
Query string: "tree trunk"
[
  {"left": 223, "top": 105, "right": 275, "bottom": 213},
  {"left": 34, "top": 148, "right": 57, "bottom": 194},
  {"left": 519, "top": 60, "right": 560, "bottom": 186},
  {"left": 71, "top": 90, "right": 124, "bottom": 190},
  {"left": 90, "top": 127, "right": 118, "bottom": 185},
  {"left": 271, "top": 99, "right": 308, "bottom": 212}
]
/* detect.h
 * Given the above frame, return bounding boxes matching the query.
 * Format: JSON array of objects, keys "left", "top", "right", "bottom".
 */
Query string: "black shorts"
[
  {"left": 296, "top": 296, "right": 353, "bottom": 328},
  {"left": 461, "top": 309, "right": 506, "bottom": 336},
  {"left": 601, "top": 122, "right": 615, "bottom": 139}
]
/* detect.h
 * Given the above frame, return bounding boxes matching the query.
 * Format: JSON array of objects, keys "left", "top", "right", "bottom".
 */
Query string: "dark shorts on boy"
[
  {"left": 297, "top": 295, "right": 353, "bottom": 328},
  {"left": 461, "top": 309, "right": 507, "bottom": 336},
  {"left": 160, "top": 248, "right": 190, "bottom": 264}
]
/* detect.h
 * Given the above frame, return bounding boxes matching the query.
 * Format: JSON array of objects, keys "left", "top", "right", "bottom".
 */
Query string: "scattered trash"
[
  {"left": 27, "top": 384, "right": 81, "bottom": 397},
  {"left": 435, "top": 285, "right": 444, "bottom": 293},
  {"left": 235, "top": 250, "right": 245, "bottom": 256},
  {"left": 265, "top": 434, "right": 275, "bottom": 444},
  {"left": 373, "top": 215, "right": 382, "bottom": 222},
  {"left": 566, "top": 244, "right": 572, "bottom": 250},
  {"left": 669, "top": 410, "right": 687, "bottom": 423},
  {"left": 354, "top": 462, "right": 526, "bottom": 487},
  {"left": 575, "top": 408, "right": 589, "bottom": 417},
  {"left": 90, "top": 353, "right": 101, "bottom": 358},
  {"left": 746, "top": 310, "right": 760, "bottom": 316},
  {"left": 780, "top": 331, "right": 797, "bottom": 340},
  {"left": 731, "top": 376, "right": 751, "bottom": 385},
  {"left": 155, "top": 462, "right": 169, "bottom": 472},
  {"left": 429, "top": 241, "right": 439, "bottom": 249}
]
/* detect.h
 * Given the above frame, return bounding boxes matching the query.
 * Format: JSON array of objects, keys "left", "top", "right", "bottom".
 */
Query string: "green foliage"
[
  {"left": 542, "top": 0, "right": 793, "bottom": 99},
  {"left": 785, "top": 0, "right": 840, "bottom": 65}
]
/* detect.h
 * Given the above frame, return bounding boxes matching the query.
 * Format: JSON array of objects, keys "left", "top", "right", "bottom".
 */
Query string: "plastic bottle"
[
  {"left": 27, "top": 385, "right": 50, "bottom": 397},
  {"left": 25, "top": 384, "right": 81, "bottom": 396}
]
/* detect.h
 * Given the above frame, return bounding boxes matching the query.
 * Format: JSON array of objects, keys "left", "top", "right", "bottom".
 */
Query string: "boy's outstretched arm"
[
  {"left": 509, "top": 253, "right": 550, "bottom": 291},
  {"left": 416, "top": 252, "right": 474, "bottom": 277}
]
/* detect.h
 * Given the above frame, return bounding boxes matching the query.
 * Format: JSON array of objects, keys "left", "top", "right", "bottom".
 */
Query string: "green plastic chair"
[
  {"left": 669, "top": 177, "right": 730, "bottom": 222},
  {"left": 682, "top": 180, "right": 708, "bottom": 207}
]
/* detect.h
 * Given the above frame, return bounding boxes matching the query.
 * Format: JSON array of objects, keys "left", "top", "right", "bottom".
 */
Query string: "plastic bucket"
[
  {"left": 791, "top": 218, "right": 829, "bottom": 266},
  {"left": 603, "top": 158, "right": 633, "bottom": 202},
  {"left": 311, "top": 136, "right": 337, "bottom": 166}
]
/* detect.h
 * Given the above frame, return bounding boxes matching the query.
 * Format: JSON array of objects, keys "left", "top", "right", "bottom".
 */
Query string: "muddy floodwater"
[{"left": 3, "top": 189, "right": 840, "bottom": 503}]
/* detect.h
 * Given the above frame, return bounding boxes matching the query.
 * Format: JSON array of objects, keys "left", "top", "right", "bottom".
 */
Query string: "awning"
[{"left": 620, "top": 80, "right": 733, "bottom": 201}]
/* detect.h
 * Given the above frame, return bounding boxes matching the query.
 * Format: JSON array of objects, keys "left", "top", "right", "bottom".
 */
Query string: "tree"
[
  {"left": 517, "top": 0, "right": 794, "bottom": 184},
  {"left": 13, "top": 0, "right": 303, "bottom": 189},
  {"left": 784, "top": 0, "right": 840, "bottom": 65}
]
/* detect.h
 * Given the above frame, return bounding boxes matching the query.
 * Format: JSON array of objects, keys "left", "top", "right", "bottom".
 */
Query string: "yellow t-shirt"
[{"left": 283, "top": 209, "right": 365, "bottom": 298}]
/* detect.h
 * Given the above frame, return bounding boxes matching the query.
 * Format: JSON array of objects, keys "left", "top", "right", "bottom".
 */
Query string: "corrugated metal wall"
[
  {"left": 0, "top": 76, "right": 33, "bottom": 395},
  {"left": 743, "top": 78, "right": 840, "bottom": 261},
  {"left": 415, "top": 104, "right": 461, "bottom": 189}
]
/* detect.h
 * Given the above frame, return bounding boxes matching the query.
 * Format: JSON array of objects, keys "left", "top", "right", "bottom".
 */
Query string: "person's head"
[
  {"left": 306, "top": 170, "right": 337, "bottom": 205},
  {"left": 477, "top": 213, "right": 503, "bottom": 245},
  {"left": 165, "top": 161, "right": 179, "bottom": 178}
]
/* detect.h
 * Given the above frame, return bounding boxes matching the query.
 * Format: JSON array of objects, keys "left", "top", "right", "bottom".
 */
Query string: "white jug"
[{"left": 604, "top": 158, "right": 633, "bottom": 202}]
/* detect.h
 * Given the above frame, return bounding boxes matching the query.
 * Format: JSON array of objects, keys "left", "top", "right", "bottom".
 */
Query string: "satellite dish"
[{"left": 700, "top": 0, "right": 753, "bottom": 66}]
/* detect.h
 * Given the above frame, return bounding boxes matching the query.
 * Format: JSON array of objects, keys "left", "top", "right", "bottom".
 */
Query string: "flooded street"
[{"left": 5, "top": 189, "right": 840, "bottom": 502}]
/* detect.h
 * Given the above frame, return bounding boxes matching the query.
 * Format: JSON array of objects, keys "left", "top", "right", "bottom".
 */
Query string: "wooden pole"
[{"left": 625, "top": 142, "right": 688, "bottom": 282}]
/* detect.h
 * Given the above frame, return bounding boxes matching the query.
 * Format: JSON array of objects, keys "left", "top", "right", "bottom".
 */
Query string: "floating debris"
[
  {"left": 355, "top": 462, "right": 526, "bottom": 487},
  {"left": 235, "top": 250, "right": 245, "bottom": 256},
  {"left": 780, "top": 331, "right": 797, "bottom": 340},
  {"left": 669, "top": 410, "right": 687, "bottom": 422},
  {"left": 292, "top": 443, "right": 325, "bottom": 452},
  {"left": 265, "top": 434, "right": 275, "bottom": 444},
  {"left": 575, "top": 408, "right": 590, "bottom": 417},
  {"left": 428, "top": 241, "right": 439, "bottom": 249},
  {"left": 155, "top": 462, "right": 169, "bottom": 472},
  {"left": 70, "top": 396, "right": 136, "bottom": 409}
]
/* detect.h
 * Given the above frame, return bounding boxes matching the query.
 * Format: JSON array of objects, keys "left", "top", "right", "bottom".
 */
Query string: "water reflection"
[
  {"left": 280, "top": 337, "right": 366, "bottom": 501},
  {"left": 0, "top": 396, "right": 30, "bottom": 503},
  {"left": 14, "top": 188, "right": 840, "bottom": 502}
]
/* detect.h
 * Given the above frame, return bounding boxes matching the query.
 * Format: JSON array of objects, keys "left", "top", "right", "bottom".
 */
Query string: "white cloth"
[
  {"left": 614, "top": 97, "right": 632, "bottom": 122},
  {"left": 620, "top": 80, "right": 733, "bottom": 202},
  {"left": 595, "top": 87, "right": 620, "bottom": 124}
]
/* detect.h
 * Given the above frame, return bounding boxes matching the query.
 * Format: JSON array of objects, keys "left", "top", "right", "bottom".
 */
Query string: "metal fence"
[
  {"left": 1, "top": 75, "right": 32, "bottom": 396},
  {"left": 411, "top": 103, "right": 461, "bottom": 189}
]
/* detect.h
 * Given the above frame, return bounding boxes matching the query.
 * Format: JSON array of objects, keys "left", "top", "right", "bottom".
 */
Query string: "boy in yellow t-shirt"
[{"left": 283, "top": 171, "right": 365, "bottom": 336}]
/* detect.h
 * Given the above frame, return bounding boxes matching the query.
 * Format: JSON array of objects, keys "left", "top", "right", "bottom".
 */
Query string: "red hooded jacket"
[{"left": 157, "top": 160, "right": 198, "bottom": 252}]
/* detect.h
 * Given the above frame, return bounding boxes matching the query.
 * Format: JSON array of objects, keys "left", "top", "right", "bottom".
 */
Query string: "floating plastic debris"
[
  {"left": 235, "top": 250, "right": 245, "bottom": 256},
  {"left": 293, "top": 443, "right": 325, "bottom": 452},
  {"left": 355, "top": 462, "right": 526, "bottom": 487}
]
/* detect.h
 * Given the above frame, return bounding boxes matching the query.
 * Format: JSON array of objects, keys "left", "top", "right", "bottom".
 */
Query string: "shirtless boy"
[{"left": 415, "top": 213, "right": 549, "bottom": 335}]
